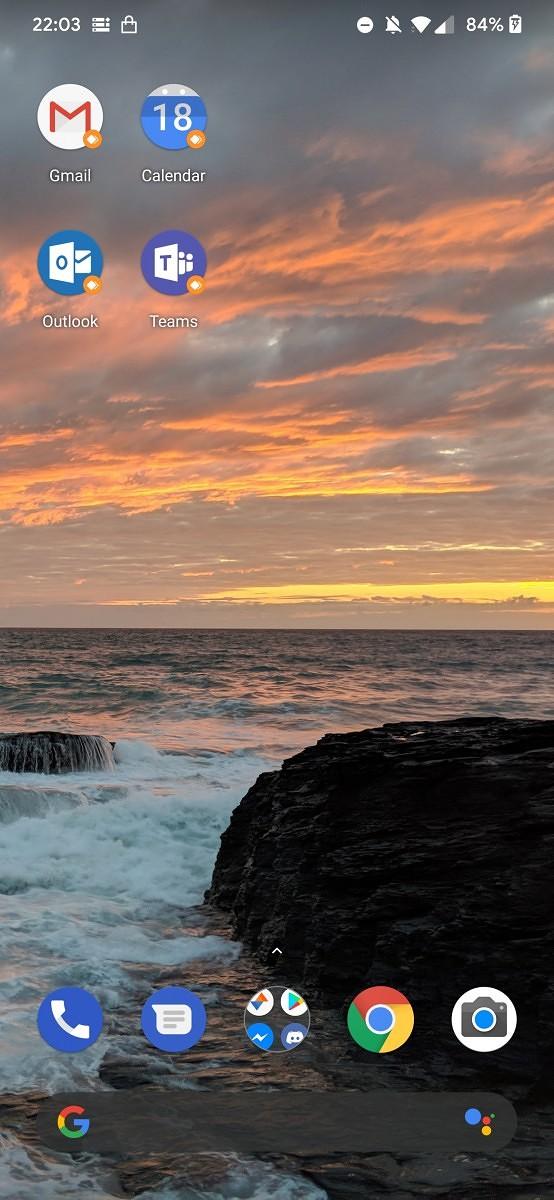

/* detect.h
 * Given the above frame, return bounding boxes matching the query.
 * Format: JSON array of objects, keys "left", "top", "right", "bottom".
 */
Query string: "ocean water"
[{"left": 0, "top": 628, "right": 552, "bottom": 1199}]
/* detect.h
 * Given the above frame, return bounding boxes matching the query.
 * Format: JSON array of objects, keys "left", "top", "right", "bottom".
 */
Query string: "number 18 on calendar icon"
[{"left": 140, "top": 84, "right": 207, "bottom": 150}]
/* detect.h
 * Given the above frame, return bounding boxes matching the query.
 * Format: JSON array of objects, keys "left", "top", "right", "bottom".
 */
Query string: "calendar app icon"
[{"left": 140, "top": 84, "right": 207, "bottom": 150}]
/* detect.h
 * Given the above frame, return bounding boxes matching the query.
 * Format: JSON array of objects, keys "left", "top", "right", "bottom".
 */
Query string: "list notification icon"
[{"left": 37, "top": 84, "right": 103, "bottom": 150}]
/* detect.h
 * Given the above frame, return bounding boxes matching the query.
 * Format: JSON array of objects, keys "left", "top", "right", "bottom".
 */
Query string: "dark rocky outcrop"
[
  {"left": 207, "top": 717, "right": 554, "bottom": 1095},
  {"left": 0, "top": 731, "right": 114, "bottom": 773}
]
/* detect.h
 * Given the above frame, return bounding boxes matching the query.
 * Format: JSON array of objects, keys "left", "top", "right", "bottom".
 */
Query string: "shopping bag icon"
[{"left": 121, "top": 14, "right": 138, "bottom": 33}]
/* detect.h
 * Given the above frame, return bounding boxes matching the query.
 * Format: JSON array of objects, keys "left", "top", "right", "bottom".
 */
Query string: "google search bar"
[{"left": 38, "top": 1090, "right": 517, "bottom": 1154}]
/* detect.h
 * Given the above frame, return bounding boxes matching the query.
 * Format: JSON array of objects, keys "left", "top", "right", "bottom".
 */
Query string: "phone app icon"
[
  {"left": 37, "top": 84, "right": 103, "bottom": 150},
  {"left": 141, "top": 986, "right": 207, "bottom": 1052},
  {"left": 451, "top": 986, "right": 517, "bottom": 1053},
  {"left": 347, "top": 985, "right": 414, "bottom": 1053},
  {"left": 38, "top": 230, "right": 103, "bottom": 296},
  {"left": 37, "top": 986, "right": 103, "bottom": 1052},
  {"left": 140, "top": 84, "right": 207, "bottom": 150},
  {"left": 141, "top": 230, "right": 207, "bottom": 296}
]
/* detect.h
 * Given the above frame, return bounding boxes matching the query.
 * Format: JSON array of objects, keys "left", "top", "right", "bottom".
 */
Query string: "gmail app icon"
[{"left": 37, "top": 84, "right": 103, "bottom": 150}]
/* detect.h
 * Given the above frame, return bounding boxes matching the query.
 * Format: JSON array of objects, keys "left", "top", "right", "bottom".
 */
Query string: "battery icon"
[{"left": 508, "top": 14, "right": 522, "bottom": 33}]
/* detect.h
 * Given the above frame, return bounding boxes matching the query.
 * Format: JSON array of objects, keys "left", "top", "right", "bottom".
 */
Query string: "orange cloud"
[
  {"left": 208, "top": 184, "right": 554, "bottom": 322},
  {"left": 0, "top": 445, "right": 491, "bottom": 526},
  {"left": 256, "top": 347, "right": 456, "bottom": 389}
]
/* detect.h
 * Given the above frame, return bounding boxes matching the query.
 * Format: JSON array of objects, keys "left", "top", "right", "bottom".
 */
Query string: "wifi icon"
[{"left": 411, "top": 15, "right": 432, "bottom": 32}]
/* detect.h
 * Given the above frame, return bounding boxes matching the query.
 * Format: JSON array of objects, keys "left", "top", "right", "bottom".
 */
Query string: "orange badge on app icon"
[
  {"left": 83, "top": 275, "right": 102, "bottom": 295},
  {"left": 83, "top": 129, "right": 103, "bottom": 149},
  {"left": 187, "top": 130, "right": 206, "bottom": 149},
  {"left": 187, "top": 275, "right": 205, "bottom": 295}
]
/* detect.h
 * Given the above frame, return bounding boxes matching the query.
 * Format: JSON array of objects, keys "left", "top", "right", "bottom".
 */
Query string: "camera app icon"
[{"left": 452, "top": 987, "right": 516, "bottom": 1053}]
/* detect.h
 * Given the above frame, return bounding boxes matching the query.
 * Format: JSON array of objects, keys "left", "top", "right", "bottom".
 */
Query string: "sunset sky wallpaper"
[
  {"left": 0, "top": 9, "right": 553, "bottom": 1200},
  {"left": 0, "top": 0, "right": 553, "bottom": 627}
]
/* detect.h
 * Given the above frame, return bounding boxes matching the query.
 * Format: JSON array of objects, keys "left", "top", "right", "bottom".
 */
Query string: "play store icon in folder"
[{"left": 281, "top": 989, "right": 308, "bottom": 1016}]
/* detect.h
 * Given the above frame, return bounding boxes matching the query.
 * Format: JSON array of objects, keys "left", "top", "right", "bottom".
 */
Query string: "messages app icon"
[{"left": 141, "top": 986, "right": 206, "bottom": 1052}]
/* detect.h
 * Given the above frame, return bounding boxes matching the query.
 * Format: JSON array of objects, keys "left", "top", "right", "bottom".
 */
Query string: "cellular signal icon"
[{"left": 435, "top": 15, "right": 455, "bottom": 34}]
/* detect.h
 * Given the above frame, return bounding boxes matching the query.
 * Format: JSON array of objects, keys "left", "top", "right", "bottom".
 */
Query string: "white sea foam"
[
  {"left": 0, "top": 1131, "right": 125, "bottom": 1199},
  {"left": 138, "top": 1160, "right": 328, "bottom": 1200},
  {"left": 0, "top": 1136, "right": 326, "bottom": 1200},
  {"left": 0, "top": 783, "right": 87, "bottom": 824},
  {"left": 0, "top": 742, "right": 267, "bottom": 1094},
  {"left": 0, "top": 740, "right": 318, "bottom": 1200}
]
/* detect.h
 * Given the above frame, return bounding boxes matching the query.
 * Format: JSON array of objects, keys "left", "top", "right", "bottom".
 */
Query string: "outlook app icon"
[
  {"left": 141, "top": 229, "right": 207, "bottom": 295},
  {"left": 37, "top": 230, "right": 103, "bottom": 296}
]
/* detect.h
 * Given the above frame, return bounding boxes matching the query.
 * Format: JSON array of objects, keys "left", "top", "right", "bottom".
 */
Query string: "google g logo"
[{"left": 57, "top": 1104, "right": 90, "bottom": 1139}]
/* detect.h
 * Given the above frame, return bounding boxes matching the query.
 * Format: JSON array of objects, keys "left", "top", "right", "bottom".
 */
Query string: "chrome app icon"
[{"left": 347, "top": 985, "right": 414, "bottom": 1053}]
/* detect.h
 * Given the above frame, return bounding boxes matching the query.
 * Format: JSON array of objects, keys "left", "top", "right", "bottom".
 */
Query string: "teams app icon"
[
  {"left": 37, "top": 84, "right": 103, "bottom": 150},
  {"left": 141, "top": 229, "right": 207, "bottom": 296}
]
